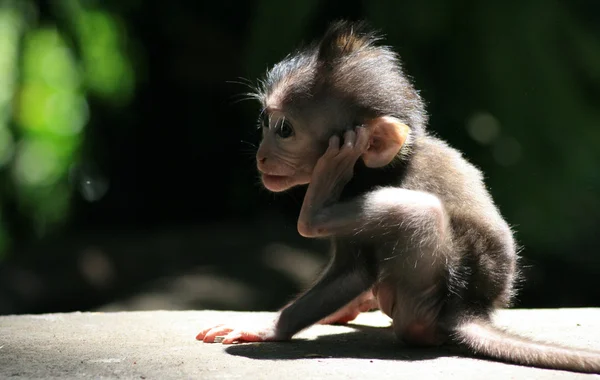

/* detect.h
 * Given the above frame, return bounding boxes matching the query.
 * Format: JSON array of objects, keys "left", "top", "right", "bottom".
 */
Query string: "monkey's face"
[
  {"left": 255, "top": 104, "right": 411, "bottom": 192},
  {"left": 255, "top": 108, "right": 331, "bottom": 192}
]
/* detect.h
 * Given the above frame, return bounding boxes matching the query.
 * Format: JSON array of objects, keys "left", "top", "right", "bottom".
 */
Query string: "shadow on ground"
[{"left": 225, "top": 324, "right": 465, "bottom": 362}]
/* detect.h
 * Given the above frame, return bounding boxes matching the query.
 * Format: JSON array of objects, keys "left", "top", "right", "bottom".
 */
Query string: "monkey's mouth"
[{"left": 261, "top": 174, "right": 292, "bottom": 192}]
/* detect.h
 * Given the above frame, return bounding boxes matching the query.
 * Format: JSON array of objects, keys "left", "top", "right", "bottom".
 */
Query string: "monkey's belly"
[{"left": 372, "top": 282, "right": 445, "bottom": 346}]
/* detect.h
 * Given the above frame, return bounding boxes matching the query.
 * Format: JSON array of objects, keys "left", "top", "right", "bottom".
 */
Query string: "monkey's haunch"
[{"left": 455, "top": 319, "right": 600, "bottom": 373}]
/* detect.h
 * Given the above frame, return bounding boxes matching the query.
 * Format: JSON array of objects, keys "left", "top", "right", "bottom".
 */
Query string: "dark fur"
[
  {"left": 257, "top": 21, "right": 426, "bottom": 137},
  {"left": 256, "top": 20, "right": 600, "bottom": 373}
]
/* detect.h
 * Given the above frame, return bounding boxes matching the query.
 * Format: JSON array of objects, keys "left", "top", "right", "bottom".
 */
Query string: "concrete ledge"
[{"left": 1, "top": 308, "right": 599, "bottom": 379}]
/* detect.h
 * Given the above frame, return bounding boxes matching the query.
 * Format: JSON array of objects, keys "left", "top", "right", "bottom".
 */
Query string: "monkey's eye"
[{"left": 276, "top": 119, "right": 294, "bottom": 139}]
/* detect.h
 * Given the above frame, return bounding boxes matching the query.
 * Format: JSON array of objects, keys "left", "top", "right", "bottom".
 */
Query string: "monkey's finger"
[
  {"left": 355, "top": 126, "right": 370, "bottom": 152},
  {"left": 343, "top": 129, "right": 357, "bottom": 149},
  {"left": 199, "top": 325, "right": 235, "bottom": 343},
  {"left": 327, "top": 135, "right": 341, "bottom": 155},
  {"left": 222, "top": 329, "right": 270, "bottom": 344},
  {"left": 196, "top": 324, "right": 226, "bottom": 340}
]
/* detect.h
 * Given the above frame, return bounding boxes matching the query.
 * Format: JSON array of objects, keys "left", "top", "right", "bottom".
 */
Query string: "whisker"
[
  {"left": 226, "top": 76, "right": 262, "bottom": 107},
  {"left": 257, "top": 108, "right": 268, "bottom": 130},
  {"left": 229, "top": 90, "right": 261, "bottom": 101},
  {"left": 382, "top": 254, "right": 400, "bottom": 262},
  {"left": 229, "top": 95, "right": 259, "bottom": 106},
  {"left": 236, "top": 76, "right": 255, "bottom": 86},
  {"left": 274, "top": 115, "right": 282, "bottom": 130},
  {"left": 240, "top": 140, "right": 257, "bottom": 149},
  {"left": 226, "top": 77, "right": 258, "bottom": 92},
  {"left": 229, "top": 93, "right": 258, "bottom": 100}
]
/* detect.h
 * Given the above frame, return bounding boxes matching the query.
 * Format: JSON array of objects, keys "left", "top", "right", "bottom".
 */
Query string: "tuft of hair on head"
[
  {"left": 313, "top": 20, "right": 427, "bottom": 135},
  {"left": 317, "top": 20, "right": 381, "bottom": 64},
  {"left": 258, "top": 20, "right": 428, "bottom": 135}
]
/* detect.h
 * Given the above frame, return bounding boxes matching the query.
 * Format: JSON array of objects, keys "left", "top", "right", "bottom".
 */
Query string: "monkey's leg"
[
  {"left": 281, "top": 290, "right": 377, "bottom": 325},
  {"left": 301, "top": 170, "right": 451, "bottom": 345},
  {"left": 359, "top": 189, "right": 450, "bottom": 346},
  {"left": 377, "top": 277, "right": 449, "bottom": 347},
  {"left": 197, "top": 251, "right": 376, "bottom": 344},
  {"left": 299, "top": 184, "right": 451, "bottom": 345},
  {"left": 276, "top": 252, "right": 377, "bottom": 338}
]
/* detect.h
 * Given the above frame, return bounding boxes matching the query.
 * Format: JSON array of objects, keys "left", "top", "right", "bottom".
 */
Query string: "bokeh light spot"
[
  {"left": 467, "top": 112, "right": 501, "bottom": 145},
  {"left": 13, "top": 139, "right": 61, "bottom": 187},
  {"left": 44, "top": 92, "right": 89, "bottom": 136}
]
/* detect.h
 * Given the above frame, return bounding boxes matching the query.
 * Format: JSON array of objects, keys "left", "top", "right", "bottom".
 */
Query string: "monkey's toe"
[
  {"left": 320, "top": 311, "right": 360, "bottom": 325},
  {"left": 196, "top": 324, "right": 233, "bottom": 343},
  {"left": 221, "top": 330, "right": 268, "bottom": 344}
]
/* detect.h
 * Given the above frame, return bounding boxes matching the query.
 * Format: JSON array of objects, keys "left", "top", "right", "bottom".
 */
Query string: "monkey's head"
[{"left": 254, "top": 21, "right": 427, "bottom": 192}]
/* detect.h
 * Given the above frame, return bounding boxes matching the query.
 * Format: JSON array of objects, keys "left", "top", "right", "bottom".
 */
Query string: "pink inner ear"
[
  {"left": 369, "top": 134, "right": 384, "bottom": 152},
  {"left": 362, "top": 118, "right": 410, "bottom": 168},
  {"left": 370, "top": 126, "right": 401, "bottom": 153}
]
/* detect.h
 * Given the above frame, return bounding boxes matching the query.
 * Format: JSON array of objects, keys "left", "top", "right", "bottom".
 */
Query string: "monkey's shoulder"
[
  {"left": 403, "top": 135, "right": 495, "bottom": 212},
  {"left": 406, "top": 135, "right": 515, "bottom": 251}
]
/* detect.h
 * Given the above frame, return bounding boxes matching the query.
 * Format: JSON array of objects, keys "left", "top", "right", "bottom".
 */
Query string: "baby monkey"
[{"left": 198, "top": 21, "right": 600, "bottom": 373}]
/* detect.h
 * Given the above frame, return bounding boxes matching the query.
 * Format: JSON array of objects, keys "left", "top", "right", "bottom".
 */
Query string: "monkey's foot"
[
  {"left": 196, "top": 324, "right": 279, "bottom": 344},
  {"left": 319, "top": 291, "right": 378, "bottom": 325},
  {"left": 318, "top": 310, "right": 361, "bottom": 325}
]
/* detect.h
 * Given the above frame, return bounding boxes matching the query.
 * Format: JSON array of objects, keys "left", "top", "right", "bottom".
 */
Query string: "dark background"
[{"left": 0, "top": 0, "right": 599, "bottom": 316}]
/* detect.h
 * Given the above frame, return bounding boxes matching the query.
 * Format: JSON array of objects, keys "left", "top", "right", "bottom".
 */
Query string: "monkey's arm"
[
  {"left": 298, "top": 129, "right": 444, "bottom": 239},
  {"left": 276, "top": 253, "right": 377, "bottom": 338},
  {"left": 197, "top": 252, "right": 375, "bottom": 343},
  {"left": 300, "top": 188, "right": 444, "bottom": 239}
]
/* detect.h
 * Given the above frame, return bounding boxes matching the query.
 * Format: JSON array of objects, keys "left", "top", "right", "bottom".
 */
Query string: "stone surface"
[{"left": 1, "top": 308, "right": 599, "bottom": 379}]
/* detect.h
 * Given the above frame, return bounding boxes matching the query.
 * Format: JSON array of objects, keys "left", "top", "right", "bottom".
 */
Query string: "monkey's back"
[{"left": 402, "top": 135, "right": 519, "bottom": 310}]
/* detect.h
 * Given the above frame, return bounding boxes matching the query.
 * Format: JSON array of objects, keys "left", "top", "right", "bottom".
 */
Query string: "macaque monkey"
[{"left": 197, "top": 21, "right": 600, "bottom": 373}]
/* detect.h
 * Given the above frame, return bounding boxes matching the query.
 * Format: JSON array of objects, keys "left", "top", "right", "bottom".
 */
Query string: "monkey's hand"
[
  {"left": 196, "top": 321, "right": 282, "bottom": 344},
  {"left": 298, "top": 127, "right": 369, "bottom": 237},
  {"left": 313, "top": 126, "right": 370, "bottom": 195}
]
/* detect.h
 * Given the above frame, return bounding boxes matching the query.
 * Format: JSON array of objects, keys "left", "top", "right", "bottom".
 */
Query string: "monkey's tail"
[{"left": 454, "top": 317, "right": 600, "bottom": 374}]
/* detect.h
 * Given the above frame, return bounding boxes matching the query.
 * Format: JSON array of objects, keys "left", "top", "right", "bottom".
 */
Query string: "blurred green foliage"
[
  {"left": 58, "top": 0, "right": 134, "bottom": 104},
  {"left": 0, "top": 0, "right": 134, "bottom": 257}
]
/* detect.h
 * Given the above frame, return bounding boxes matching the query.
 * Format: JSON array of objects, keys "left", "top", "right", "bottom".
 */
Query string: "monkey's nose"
[
  {"left": 256, "top": 153, "right": 268, "bottom": 166},
  {"left": 256, "top": 155, "right": 268, "bottom": 171}
]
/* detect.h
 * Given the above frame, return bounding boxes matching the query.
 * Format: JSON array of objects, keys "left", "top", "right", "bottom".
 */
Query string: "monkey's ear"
[{"left": 362, "top": 116, "right": 410, "bottom": 168}]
